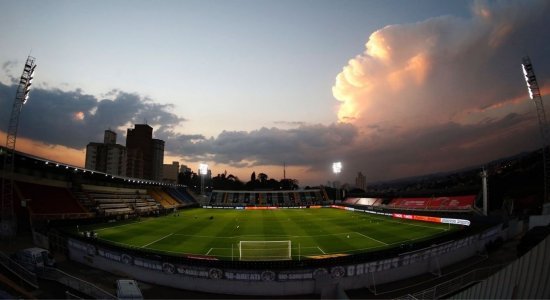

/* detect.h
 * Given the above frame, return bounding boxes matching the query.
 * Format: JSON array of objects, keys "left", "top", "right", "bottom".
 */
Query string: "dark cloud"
[
  {"left": 342, "top": 112, "right": 539, "bottom": 182},
  {"left": 163, "top": 123, "right": 359, "bottom": 168},
  {"left": 0, "top": 83, "right": 185, "bottom": 149},
  {"left": 0, "top": 81, "right": 360, "bottom": 178}
]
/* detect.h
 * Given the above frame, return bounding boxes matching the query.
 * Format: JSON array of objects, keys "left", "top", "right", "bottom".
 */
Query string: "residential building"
[
  {"left": 126, "top": 124, "right": 165, "bottom": 181},
  {"left": 85, "top": 130, "right": 127, "bottom": 176},
  {"left": 163, "top": 161, "right": 179, "bottom": 183}
]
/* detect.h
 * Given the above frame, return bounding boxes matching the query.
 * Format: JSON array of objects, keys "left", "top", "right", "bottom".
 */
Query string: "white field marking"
[
  {"left": 354, "top": 232, "right": 389, "bottom": 245},
  {"left": 353, "top": 212, "right": 448, "bottom": 231},
  {"left": 173, "top": 232, "right": 360, "bottom": 239},
  {"left": 95, "top": 220, "right": 147, "bottom": 231},
  {"left": 205, "top": 248, "right": 213, "bottom": 255},
  {"left": 317, "top": 246, "right": 326, "bottom": 254},
  {"left": 141, "top": 233, "right": 174, "bottom": 248},
  {"left": 98, "top": 231, "right": 439, "bottom": 258}
]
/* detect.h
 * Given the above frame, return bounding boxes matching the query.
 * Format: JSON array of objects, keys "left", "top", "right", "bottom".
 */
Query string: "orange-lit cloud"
[
  {"left": 330, "top": 0, "right": 550, "bottom": 182},
  {"left": 73, "top": 111, "right": 85, "bottom": 121}
]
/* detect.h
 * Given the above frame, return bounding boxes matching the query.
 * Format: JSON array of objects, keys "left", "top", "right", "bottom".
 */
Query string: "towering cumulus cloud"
[{"left": 333, "top": 0, "right": 550, "bottom": 181}]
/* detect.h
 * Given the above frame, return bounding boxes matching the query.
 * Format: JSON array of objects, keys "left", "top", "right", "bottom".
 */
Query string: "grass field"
[{"left": 79, "top": 208, "right": 457, "bottom": 260}]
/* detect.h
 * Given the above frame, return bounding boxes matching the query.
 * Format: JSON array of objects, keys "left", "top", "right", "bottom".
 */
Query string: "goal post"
[{"left": 238, "top": 240, "right": 292, "bottom": 261}]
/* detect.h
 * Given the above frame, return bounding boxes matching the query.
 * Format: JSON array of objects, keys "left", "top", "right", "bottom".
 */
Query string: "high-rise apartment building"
[
  {"left": 355, "top": 171, "right": 366, "bottom": 191},
  {"left": 85, "top": 130, "right": 127, "bottom": 176},
  {"left": 125, "top": 124, "right": 164, "bottom": 181},
  {"left": 152, "top": 139, "right": 165, "bottom": 181},
  {"left": 163, "top": 161, "right": 179, "bottom": 183}
]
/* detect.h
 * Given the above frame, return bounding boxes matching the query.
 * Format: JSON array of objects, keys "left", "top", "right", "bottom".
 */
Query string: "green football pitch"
[{"left": 79, "top": 208, "right": 457, "bottom": 260}]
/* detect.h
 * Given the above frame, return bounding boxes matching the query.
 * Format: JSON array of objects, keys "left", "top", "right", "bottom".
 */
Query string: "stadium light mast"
[
  {"left": 522, "top": 56, "right": 550, "bottom": 204},
  {"left": 332, "top": 162, "right": 342, "bottom": 201},
  {"left": 199, "top": 163, "right": 208, "bottom": 195},
  {"left": 1, "top": 55, "right": 37, "bottom": 238}
]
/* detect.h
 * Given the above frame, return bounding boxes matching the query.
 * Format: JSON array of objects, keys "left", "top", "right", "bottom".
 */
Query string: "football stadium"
[
  {"left": 2, "top": 144, "right": 549, "bottom": 298},
  {"left": 2, "top": 2, "right": 550, "bottom": 299}
]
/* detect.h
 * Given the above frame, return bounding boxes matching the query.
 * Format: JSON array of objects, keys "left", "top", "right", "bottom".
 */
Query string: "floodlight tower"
[
  {"left": 1, "top": 56, "right": 37, "bottom": 238},
  {"left": 199, "top": 163, "right": 208, "bottom": 195},
  {"left": 332, "top": 162, "right": 342, "bottom": 201},
  {"left": 522, "top": 56, "right": 550, "bottom": 203}
]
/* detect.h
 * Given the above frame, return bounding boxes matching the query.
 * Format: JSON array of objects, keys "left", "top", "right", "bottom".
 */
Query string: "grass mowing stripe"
[
  {"left": 82, "top": 208, "right": 459, "bottom": 260},
  {"left": 201, "top": 211, "right": 243, "bottom": 258}
]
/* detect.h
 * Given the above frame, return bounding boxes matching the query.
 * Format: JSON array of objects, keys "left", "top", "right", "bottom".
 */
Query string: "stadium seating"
[
  {"left": 162, "top": 187, "right": 197, "bottom": 206},
  {"left": 16, "top": 181, "right": 91, "bottom": 219},
  {"left": 80, "top": 185, "right": 160, "bottom": 216},
  {"left": 208, "top": 190, "right": 327, "bottom": 207},
  {"left": 148, "top": 188, "right": 181, "bottom": 209},
  {"left": 343, "top": 195, "right": 475, "bottom": 211},
  {"left": 388, "top": 195, "right": 476, "bottom": 211},
  {"left": 344, "top": 198, "right": 383, "bottom": 206}
]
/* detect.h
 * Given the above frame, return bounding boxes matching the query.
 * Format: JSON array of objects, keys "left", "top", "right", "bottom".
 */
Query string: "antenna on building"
[{"left": 283, "top": 162, "right": 286, "bottom": 180}]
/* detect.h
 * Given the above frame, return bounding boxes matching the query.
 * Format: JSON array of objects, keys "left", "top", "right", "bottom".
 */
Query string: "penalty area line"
[
  {"left": 317, "top": 246, "right": 326, "bottom": 254},
  {"left": 205, "top": 248, "right": 213, "bottom": 255},
  {"left": 141, "top": 233, "right": 174, "bottom": 248},
  {"left": 354, "top": 232, "right": 389, "bottom": 245}
]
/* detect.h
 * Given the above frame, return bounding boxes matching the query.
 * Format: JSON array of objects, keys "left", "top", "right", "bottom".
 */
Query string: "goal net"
[{"left": 238, "top": 240, "right": 292, "bottom": 261}]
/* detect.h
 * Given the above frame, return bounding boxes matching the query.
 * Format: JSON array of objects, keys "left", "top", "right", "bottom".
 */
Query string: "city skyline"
[{"left": 1, "top": 0, "right": 549, "bottom": 186}]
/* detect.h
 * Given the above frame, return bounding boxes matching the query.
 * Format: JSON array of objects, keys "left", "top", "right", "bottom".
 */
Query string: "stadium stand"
[
  {"left": 389, "top": 195, "right": 476, "bottom": 210},
  {"left": 208, "top": 190, "right": 327, "bottom": 207},
  {"left": 162, "top": 187, "right": 197, "bottom": 206},
  {"left": 15, "top": 181, "right": 92, "bottom": 219},
  {"left": 341, "top": 195, "right": 476, "bottom": 212},
  {"left": 148, "top": 188, "right": 181, "bottom": 209},
  {"left": 343, "top": 198, "right": 383, "bottom": 206},
  {"left": 80, "top": 184, "right": 160, "bottom": 216}
]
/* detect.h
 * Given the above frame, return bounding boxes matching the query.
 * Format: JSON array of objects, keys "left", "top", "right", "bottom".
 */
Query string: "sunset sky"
[{"left": 1, "top": 0, "right": 549, "bottom": 186}]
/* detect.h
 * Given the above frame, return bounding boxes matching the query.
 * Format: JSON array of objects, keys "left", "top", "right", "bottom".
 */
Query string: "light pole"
[
  {"left": 332, "top": 162, "right": 342, "bottom": 202},
  {"left": 199, "top": 163, "right": 208, "bottom": 195},
  {"left": 1, "top": 56, "right": 36, "bottom": 238}
]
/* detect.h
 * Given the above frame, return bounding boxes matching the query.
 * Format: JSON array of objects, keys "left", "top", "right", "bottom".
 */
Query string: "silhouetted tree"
[
  {"left": 251, "top": 171, "right": 256, "bottom": 182},
  {"left": 258, "top": 173, "right": 268, "bottom": 183}
]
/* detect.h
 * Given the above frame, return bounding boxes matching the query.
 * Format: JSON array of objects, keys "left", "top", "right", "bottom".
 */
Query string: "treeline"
[{"left": 178, "top": 170, "right": 299, "bottom": 192}]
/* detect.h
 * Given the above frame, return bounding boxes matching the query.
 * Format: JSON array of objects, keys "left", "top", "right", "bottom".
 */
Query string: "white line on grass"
[
  {"left": 95, "top": 220, "right": 147, "bottom": 231},
  {"left": 354, "top": 232, "right": 389, "bottom": 245},
  {"left": 173, "top": 232, "right": 362, "bottom": 239},
  {"left": 205, "top": 248, "right": 213, "bottom": 255},
  {"left": 317, "top": 246, "right": 326, "bottom": 254},
  {"left": 141, "top": 233, "right": 174, "bottom": 248},
  {"left": 356, "top": 213, "right": 448, "bottom": 231}
]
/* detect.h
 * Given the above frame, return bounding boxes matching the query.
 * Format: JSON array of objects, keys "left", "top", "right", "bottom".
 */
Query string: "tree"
[
  {"left": 258, "top": 173, "right": 268, "bottom": 183},
  {"left": 251, "top": 171, "right": 256, "bottom": 183}
]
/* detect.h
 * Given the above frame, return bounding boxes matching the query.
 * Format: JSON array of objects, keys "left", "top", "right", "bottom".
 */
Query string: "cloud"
[
  {"left": 273, "top": 121, "right": 307, "bottom": 127},
  {"left": 331, "top": 0, "right": 550, "bottom": 182},
  {"left": 1, "top": 0, "right": 549, "bottom": 186},
  {"left": 1, "top": 60, "right": 20, "bottom": 84},
  {"left": 0, "top": 81, "right": 358, "bottom": 181},
  {"left": 162, "top": 123, "right": 359, "bottom": 168},
  {"left": 0, "top": 83, "right": 185, "bottom": 149}
]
